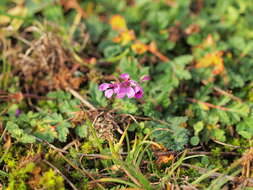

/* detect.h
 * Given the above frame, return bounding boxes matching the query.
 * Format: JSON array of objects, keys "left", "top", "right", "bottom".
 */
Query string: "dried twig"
[
  {"left": 212, "top": 139, "right": 241, "bottom": 149},
  {"left": 147, "top": 42, "right": 170, "bottom": 62},
  {"left": 58, "top": 152, "right": 106, "bottom": 190},
  {"left": 36, "top": 137, "right": 105, "bottom": 189},
  {"left": 78, "top": 153, "right": 111, "bottom": 159},
  {"left": 154, "top": 151, "right": 240, "bottom": 157},
  {"left": 67, "top": 88, "right": 96, "bottom": 110},
  {"left": 187, "top": 98, "right": 230, "bottom": 111},
  {"left": 202, "top": 80, "right": 242, "bottom": 102},
  {"left": 76, "top": 150, "right": 241, "bottom": 159},
  {"left": 62, "top": 140, "right": 79, "bottom": 151},
  {"left": 182, "top": 163, "right": 253, "bottom": 185},
  {"left": 35, "top": 137, "right": 68, "bottom": 154}
]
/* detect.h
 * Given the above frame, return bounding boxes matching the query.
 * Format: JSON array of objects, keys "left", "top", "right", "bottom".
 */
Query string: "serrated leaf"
[
  {"left": 103, "top": 45, "right": 122, "bottom": 58},
  {"left": 75, "top": 125, "right": 88, "bottom": 138},
  {"left": 211, "top": 128, "right": 226, "bottom": 142},
  {"left": 6, "top": 121, "right": 35, "bottom": 143},
  {"left": 236, "top": 118, "right": 253, "bottom": 139},
  {"left": 85, "top": 15, "right": 106, "bottom": 43},
  {"left": 89, "top": 82, "right": 108, "bottom": 107},
  {"left": 43, "top": 113, "right": 64, "bottom": 124},
  {"left": 42, "top": 5, "right": 64, "bottom": 26},
  {"left": 119, "top": 57, "right": 149, "bottom": 81},
  {"left": 59, "top": 100, "right": 81, "bottom": 116},
  {"left": 151, "top": 117, "right": 189, "bottom": 151},
  {"left": 113, "top": 99, "right": 138, "bottom": 114},
  {"left": 228, "top": 102, "right": 249, "bottom": 117},
  {"left": 20, "top": 134, "right": 36, "bottom": 143},
  {"left": 34, "top": 125, "right": 56, "bottom": 143},
  {"left": 215, "top": 110, "right": 230, "bottom": 124},
  {"left": 57, "top": 124, "right": 69, "bottom": 142}
]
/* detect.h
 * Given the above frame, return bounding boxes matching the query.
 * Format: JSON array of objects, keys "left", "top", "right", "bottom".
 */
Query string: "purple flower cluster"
[{"left": 99, "top": 73, "right": 150, "bottom": 99}]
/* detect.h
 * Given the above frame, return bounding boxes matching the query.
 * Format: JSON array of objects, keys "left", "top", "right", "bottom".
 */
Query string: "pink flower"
[
  {"left": 99, "top": 73, "right": 149, "bottom": 99},
  {"left": 120, "top": 73, "right": 130, "bottom": 80},
  {"left": 133, "top": 85, "right": 143, "bottom": 99},
  {"left": 140, "top": 75, "right": 151, "bottom": 82},
  {"left": 98, "top": 83, "right": 120, "bottom": 98},
  {"left": 116, "top": 81, "right": 136, "bottom": 98}
]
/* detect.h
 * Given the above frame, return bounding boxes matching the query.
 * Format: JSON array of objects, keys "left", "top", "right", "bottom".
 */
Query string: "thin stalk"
[
  {"left": 3, "top": 60, "right": 11, "bottom": 90},
  {"left": 94, "top": 178, "right": 139, "bottom": 188},
  {"left": 100, "top": 48, "right": 129, "bottom": 63},
  {"left": 88, "top": 120, "right": 103, "bottom": 153},
  {"left": 59, "top": 152, "right": 106, "bottom": 190},
  {"left": 191, "top": 167, "right": 220, "bottom": 185},
  {"left": 43, "top": 159, "right": 79, "bottom": 190}
]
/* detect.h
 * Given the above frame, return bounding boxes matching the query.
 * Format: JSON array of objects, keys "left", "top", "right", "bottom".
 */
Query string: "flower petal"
[
  {"left": 135, "top": 92, "right": 143, "bottom": 98},
  {"left": 140, "top": 75, "right": 151, "bottom": 82},
  {"left": 99, "top": 83, "right": 111, "bottom": 91},
  {"left": 116, "top": 93, "right": 125, "bottom": 99},
  {"left": 126, "top": 87, "right": 135, "bottom": 98},
  {"left": 134, "top": 86, "right": 143, "bottom": 98},
  {"left": 129, "top": 80, "right": 138, "bottom": 86},
  {"left": 116, "top": 86, "right": 127, "bottom": 98},
  {"left": 105, "top": 89, "right": 114, "bottom": 98},
  {"left": 112, "top": 83, "right": 120, "bottom": 93},
  {"left": 120, "top": 73, "right": 130, "bottom": 80}
]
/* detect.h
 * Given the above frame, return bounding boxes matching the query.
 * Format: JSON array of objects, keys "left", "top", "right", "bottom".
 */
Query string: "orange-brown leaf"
[
  {"left": 131, "top": 42, "right": 148, "bottom": 54},
  {"left": 109, "top": 15, "right": 127, "bottom": 31},
  {"left": 195, "top": 51, "right": 224, "bottom": 75},
  {"left": 156, "top": 154, "right": 174, "bottom": 165}
]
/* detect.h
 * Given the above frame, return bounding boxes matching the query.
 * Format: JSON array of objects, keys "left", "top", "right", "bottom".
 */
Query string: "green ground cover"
[{"left": 0, "top": 0, "right": 253, "bottom": 189}]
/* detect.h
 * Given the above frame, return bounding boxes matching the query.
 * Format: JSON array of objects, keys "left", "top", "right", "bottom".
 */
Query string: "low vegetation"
[{"left": 0, "top": 0, "right": 253, "bottom": 189}]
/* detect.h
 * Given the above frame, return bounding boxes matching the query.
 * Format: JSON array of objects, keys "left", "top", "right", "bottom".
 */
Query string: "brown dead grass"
[{"left": 6, "top": 30, "right": 88, "bottom": 94}]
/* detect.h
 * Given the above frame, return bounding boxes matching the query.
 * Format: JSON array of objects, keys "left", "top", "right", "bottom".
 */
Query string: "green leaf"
[
  {"left": 56, "top": 123, "right": 70, "bottom": 142},
  {"left": 6, "top": 121, "right": 35, "bottom": 143},
  {"left": 193, "top": 121, "right": 204, "bottom": 136},
  {"left": 7, "top": 104, "right": 19, "bottom": 116},
  {"left": 229, "top": 36, "right": 246, "bottom": 51},
  {"left": 236, "top": 118, "right": 253, "bottom": 139},
  {"left": 151, "top": 117, "right": 189, "bottom": 151},
  {"left": 211, "top": 128, "right": 226, "bottom": 142},
  {"left": 42, "top": 5, "right": 65, "bottom": 26},
  {"left": 113, "top": 99, "right": 138, "bottom": 114},
  {"left": 40, "top": 113, "right": 71, "bottom": 142},
  {"left": 190, "top": 136, "right": 200, "bottom": 146},
  {"left": 103, "top": 45, "right": 122, "bottom": 58},
  {"left": 150, "top": 55, "right": 192, "bottom": 107},
  {"left": 119, "top": 57, "right": 149, "bottom": 81},
  {"left": 20, "top": 134, "right": 37, "bottom": 143},
  {"left": 85, "top": 16, "right": 106, "bottom": 43},
  {"left": 43, "top": 113, "right": 64, "bottom": 124},
  {"left": 89, "top": 82, "right": 108, "bottom": 107},
  {"left": 59, "top": 100, "right": 81, "bottom": 117},
  {"left": 187, "top": 34, "right": 202, "bottom": 46},
  {"left": 75, "top": 125, "right": 88, "bottom": 138},
  {"left": 34, "top": 125, "right": 56, "bottom": 143}
]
